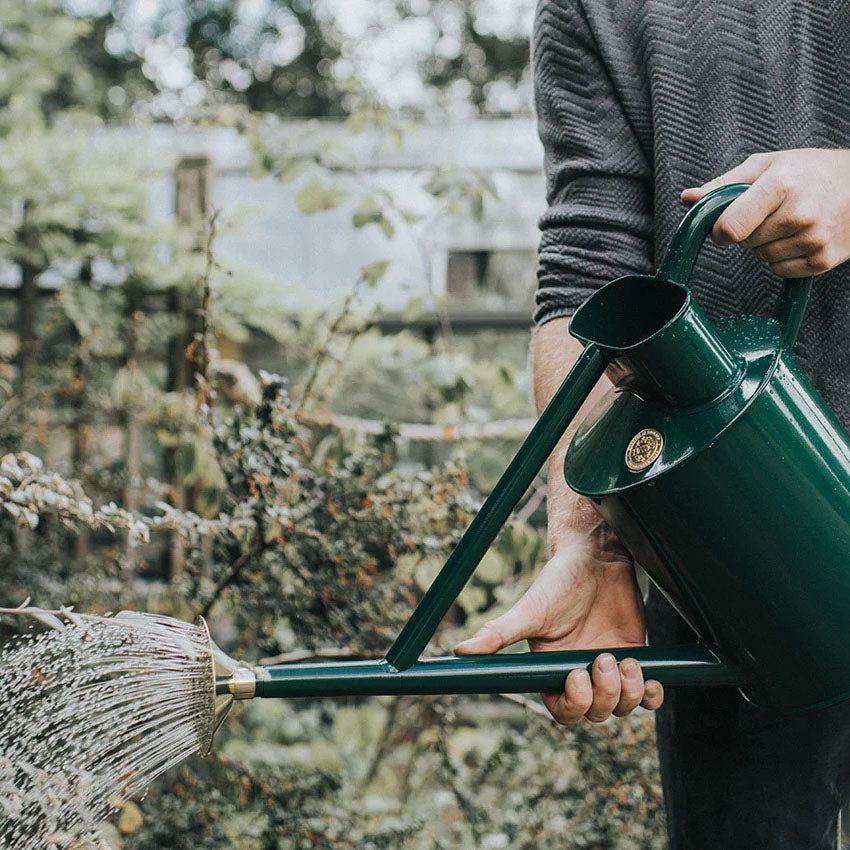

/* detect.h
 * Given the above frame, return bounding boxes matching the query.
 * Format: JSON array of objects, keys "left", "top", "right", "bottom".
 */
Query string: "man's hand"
[
  {"left": 473, "top": 320, "right": 664, "bottom": 726},
  {"left": 455, "top": 533, "right": 664, "bottom": 725},
  {"left": 681, "top": 148, "right": 850, "bottom": 278}
]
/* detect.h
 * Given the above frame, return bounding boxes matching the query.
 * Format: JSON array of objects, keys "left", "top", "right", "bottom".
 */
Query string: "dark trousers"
[{"left": 646, "top": 587, "right": 850, "bottom": 850}]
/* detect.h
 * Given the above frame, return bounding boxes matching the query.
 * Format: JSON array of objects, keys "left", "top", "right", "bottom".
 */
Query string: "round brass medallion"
[{"left": 625, "top": 428, "right": 664, "bottom": 471}]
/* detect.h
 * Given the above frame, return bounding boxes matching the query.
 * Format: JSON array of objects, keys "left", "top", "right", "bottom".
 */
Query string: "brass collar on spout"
[{"left": 224, "top": 667, "right": 257, "bottom": 700}]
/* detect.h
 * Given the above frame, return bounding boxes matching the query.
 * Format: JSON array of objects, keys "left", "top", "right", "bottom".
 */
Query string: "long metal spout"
[{"left": 213, "top": 645, "right": 735, "bottom": 701}]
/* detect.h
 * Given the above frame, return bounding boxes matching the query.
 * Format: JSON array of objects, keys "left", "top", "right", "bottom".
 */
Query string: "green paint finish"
[
  {"left": 235, "top": 185, "right": 850, "bottom": 712},
  {"left": 564, "top": 313, "right": 779, "bottom": 495},
  {"left": 256, "top": 644, "right": 735, "bottom": 699},
  {"left": 657, "top": 182, "right": 812, "bottom": 352},
  {"left": 599, "top": 352, "right": 850, "bottom": 709},
  {"left": 562, "top": 183, "right": 847, "bottom": 710},
  {"left": 570, "top": 275, "right": 745, "bottom": 407}
]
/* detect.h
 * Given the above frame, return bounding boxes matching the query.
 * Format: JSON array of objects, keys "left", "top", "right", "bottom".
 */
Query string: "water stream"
[{"left": 0, "top": 612, "right": 214, "bottom": 848}]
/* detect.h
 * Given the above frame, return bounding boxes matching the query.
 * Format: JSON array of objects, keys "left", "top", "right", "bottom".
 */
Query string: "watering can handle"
[{"left": 656, "top": 182, "right": 814, "bottom": 350}]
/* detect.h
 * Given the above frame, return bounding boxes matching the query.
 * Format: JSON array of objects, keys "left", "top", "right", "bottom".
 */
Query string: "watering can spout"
[
  {"left": 203, "top": 184, "right": 849, "bottom": 722},
  {"left": 213, "top": 644, "right": 736, "bottom": 700},
  {"left": 570, "top": 275, "right": 744, "bottom": 408}
]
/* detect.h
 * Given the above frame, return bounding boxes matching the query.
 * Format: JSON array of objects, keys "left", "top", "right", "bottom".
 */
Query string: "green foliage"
[
  {"left": 295, "top": 177, "right": 349, "bottom": 214},
  {"left": 119, "top": 698, "right": 664, "bottom": 849},
  {"left": 360, "top": 260, "right": 391, "bottom": 288},
  {"left": 353, "top": 196, "right": 395, "bottom": 239},
  {"left": 0, "top": 5, "right": 665, "bottom": 845},
  {"left": 0, "top": 0, "right": 534, "bottom": 129},
  {"left": 410, "top": 0, "right": 532, "bottom": 114},
  {"left": 0, "top": 0, "right": 89, "bottom": 126},
  {"left": 188, "top": 376, "right": 476, "bottom": 655},
  {"left": 124, "top": 753, "right": 421, "bottom": 849},
  {"left": 177, "top": 0, "right": 349, "bottom": 118},
  {"left": 0, "top": 0, "right": 148, "bottom": 125},
  {"left": 423, "top": 166, "right": 497, "bottom": 220},
  {"left": 0, "top": 451, "right": 145, "bottom": 539}
]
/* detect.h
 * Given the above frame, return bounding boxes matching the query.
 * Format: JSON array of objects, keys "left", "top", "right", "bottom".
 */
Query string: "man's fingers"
[
  {"left": 612, "top": 658, "right": 644, "bottom": 717},
  {"left": 543, "top": 668, "right": 593, "bottom": 725},
  {"left": 541, "top": 692, "right": 568, "bottom": 722},
  {"left": 641, "top": 679, "right": 664, "bottom": 710},
  {"left": 454, "top": 594, "right": 539, "bottom": 655},
  {"left": 712, "top": 176, "right": 786, "bottom": 245},
  {"left": 543, "top": 661, "right": 664, "bottom": 725},
  {"left": 681, "top": 152, "right": 776, "bottom": 203},
  {"left": 753, "top": 235, "right": 816, "bottom": 265},
  {"left": 740, "top": 213, "right": 800, "bottom": 249},
  {"left": 768, "top": 254, "right": 834, "bottom": 278},
  {"left": 585, "top": 653, "right": 622, "bottom": 722}
]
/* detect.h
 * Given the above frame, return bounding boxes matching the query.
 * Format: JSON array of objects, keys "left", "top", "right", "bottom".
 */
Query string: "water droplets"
[{"left": 0, "top": 612, "right": 214, "bottom": 848}]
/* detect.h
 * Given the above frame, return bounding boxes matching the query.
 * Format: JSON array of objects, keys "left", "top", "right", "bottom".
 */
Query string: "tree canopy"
[{"left": 13, "top": 0, "right": 532, "bottom": 122}]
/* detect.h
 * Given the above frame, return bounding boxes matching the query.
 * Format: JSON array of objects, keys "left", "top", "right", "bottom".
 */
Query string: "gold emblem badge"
[{"left": 625, "top": 428, "right": 664, "bottom": 471}]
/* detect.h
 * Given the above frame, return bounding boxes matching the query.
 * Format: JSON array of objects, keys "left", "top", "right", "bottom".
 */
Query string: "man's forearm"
[{"left": 533, "top": 317, "right": 617, "bottom": 552}]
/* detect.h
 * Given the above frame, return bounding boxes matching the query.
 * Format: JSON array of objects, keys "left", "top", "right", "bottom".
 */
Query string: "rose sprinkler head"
[
  {"left": 0, "top": 608, "right": 251, "bottom": 847},
  {"left": 196, "top": 616, "right": 259, "bottom": 753}
]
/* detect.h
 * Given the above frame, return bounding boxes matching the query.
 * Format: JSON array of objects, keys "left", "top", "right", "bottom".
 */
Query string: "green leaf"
[
  {"left": 469, "top": 190, "right": 485, "bottom": 220},
  {"left": 498, "top": 364, "right": 514, "bottom": 385},
  {"left": 295, "top": 177, "right": 348, "bottom": 214},
  {"left": 345, "top": 108, "right": 372, "bottom": 133},
  {"left": 414, "top": 556, "right": 443, "bottom": 591},
  {"left": 174, "top": 442, "right": 197, "bottom": 478},
  {"left": 352, "top": 195, "right": 382, "bottom": 228},
  {"left": 352, "top": 196, "right": 395, "bottom": 239},
  {"left": 156, "top": 429, "right": 179, "bottom": 448},
  {"left": 458, "top": 584, "right": 487, "bottom": 615},
  {"left": 346, "top": 106, "right": 390, "bottom": 134},
  {"left": 400, "top": 296, "right": 424, "bottom": 322},
  {"left": 199, "top": 486, "right": 221, "bottom": 518},
  {"left": 278, "top": 158, "right": 305, "bottom": 184},
  {"left": 389, "top": 125, "right": 405, "bottom": 149},
  {"left": 476, "top": 550, "right": 508, "bottom": 585},
  {"left": 378, "top": 215, "right": 395, "bottom": 239},
  {"left": 360, "top": 259, "right": 390, "bottom": 287}
]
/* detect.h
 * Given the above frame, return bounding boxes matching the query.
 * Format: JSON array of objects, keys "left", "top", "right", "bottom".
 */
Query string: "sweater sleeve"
[{"left": 532, "top": 0, "right": 654, "bottom": 325}]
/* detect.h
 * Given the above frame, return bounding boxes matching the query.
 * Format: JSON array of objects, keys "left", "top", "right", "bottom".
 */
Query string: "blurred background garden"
[{"left": 0, "top": 1, "right": 665, "bottom": 846}]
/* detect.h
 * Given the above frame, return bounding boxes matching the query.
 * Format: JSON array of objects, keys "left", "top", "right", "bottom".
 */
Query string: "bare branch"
[
  {"left": 257, "top": 646, "right": 385, "bottom": 666},
  {"left": 298, "top": 409, "right": 536, "bottom": 441}
]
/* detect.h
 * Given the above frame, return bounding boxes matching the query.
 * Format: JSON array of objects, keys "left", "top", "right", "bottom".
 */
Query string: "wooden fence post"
[
  {"left": 166, "top": 156, "right": 213, "bottom": 578},
  {"left": 16, "top": 200, "right": 39, "bottom": 398}
]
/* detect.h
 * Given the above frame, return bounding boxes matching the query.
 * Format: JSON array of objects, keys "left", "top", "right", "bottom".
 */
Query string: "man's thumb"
[{"left": 454, "top": 604, "right": 534, "bottom": 655}]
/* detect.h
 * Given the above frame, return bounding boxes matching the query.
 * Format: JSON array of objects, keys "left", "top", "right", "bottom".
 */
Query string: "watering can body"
[
  {"left": 221, "top": 184, "right": 850, "bottom": 715},
  {"left": 564, "top": 275, "right": 850, "bottom": 711}
]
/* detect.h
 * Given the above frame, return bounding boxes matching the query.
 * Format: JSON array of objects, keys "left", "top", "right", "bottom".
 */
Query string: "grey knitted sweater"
[{"left": 533, "top": 0, "right": 850, "bottom": 426}]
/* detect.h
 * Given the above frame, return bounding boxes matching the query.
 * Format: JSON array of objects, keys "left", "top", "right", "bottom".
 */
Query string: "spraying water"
[{"left": 0, "top": 610, "right": 215, "bottom": 849}]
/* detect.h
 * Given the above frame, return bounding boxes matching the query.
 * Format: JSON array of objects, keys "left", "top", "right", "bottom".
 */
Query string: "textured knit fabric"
[
  {"left": 532, "top": 3, "right": 850, "bottom": 848},
  {"left": 533, "top": 0, "right": 850, "bottom": 428}
]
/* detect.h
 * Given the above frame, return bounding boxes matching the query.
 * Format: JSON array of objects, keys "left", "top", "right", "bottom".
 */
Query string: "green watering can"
[{"left": 215, "top": 183, "right": 850, "bottom": 715}]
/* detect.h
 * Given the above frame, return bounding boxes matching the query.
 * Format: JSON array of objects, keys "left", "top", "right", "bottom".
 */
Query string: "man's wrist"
[
  {"left": 548, "top": 494, "right": 632, "bottom": 562},
  {"left": 547, "top": 490, "right": 604, "bottom": 545}
]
